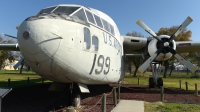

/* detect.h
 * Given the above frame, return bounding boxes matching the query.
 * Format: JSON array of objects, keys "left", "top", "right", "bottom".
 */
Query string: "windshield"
[
  {"left": 52, "top": 6, "right": 80, "bottom": 15},
  {"left": 38, "top": 7, "right": 56, "bottom": 14}
]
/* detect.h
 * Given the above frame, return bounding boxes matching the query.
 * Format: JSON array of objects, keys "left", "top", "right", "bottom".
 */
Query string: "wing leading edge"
[
  {"left": 176, "top": 41, "right": 200, "bottom": 53},
  {"left": 0, "top": 44, "right": 20, "bottom": 51}
]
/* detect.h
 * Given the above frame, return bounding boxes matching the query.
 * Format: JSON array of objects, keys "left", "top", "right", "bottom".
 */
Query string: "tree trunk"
[
  {"left": 186, "top": 68, "right": 189, "bottom": 75},
  {"left": 128, "top": 65, "right": 131, "bottom": 75},
  {"left": 169, "top": 64, "right": 174, "bottom": 76}
]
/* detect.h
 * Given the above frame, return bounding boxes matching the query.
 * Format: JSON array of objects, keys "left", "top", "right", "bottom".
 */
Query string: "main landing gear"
[{"left": 149, "top": 63, "right": 163, "bottom": 88}]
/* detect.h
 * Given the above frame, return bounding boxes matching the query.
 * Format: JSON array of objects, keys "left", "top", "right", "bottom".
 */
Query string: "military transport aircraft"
[{"left": 2, "top": 4, "right": 200, "bottom": 106}]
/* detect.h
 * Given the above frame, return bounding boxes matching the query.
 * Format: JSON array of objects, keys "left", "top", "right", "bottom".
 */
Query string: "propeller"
[
  {"left": 13, "top": 58, "right": 24, "bottom": 70},
  {"left": 169, "top": 48, "right": 197, "bottom": 72},
  {"left": 3, "top": 34, "right": 17, "bottom": 39},
  {"left": 136, "top": 20, "right": 161, "bottom": 42},
  {"left": 138, "top": 48, "right": 163, "bottom": 73},
  {"left": 137, "top": 16, "right": 197, "bottom": 73},
  {"left": 169, "top": 16, "right": 193, "bottom": 42},
  {"left": 2, "top": 24, "right": 20, "bottom": 39}
]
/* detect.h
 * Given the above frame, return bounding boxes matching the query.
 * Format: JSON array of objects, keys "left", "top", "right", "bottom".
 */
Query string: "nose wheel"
[
  {"left": 68, "top": 83, "right": 81, "bottom": 107},
  {"left": 149, "top": 77, "right": 163, "bottom": 88}
]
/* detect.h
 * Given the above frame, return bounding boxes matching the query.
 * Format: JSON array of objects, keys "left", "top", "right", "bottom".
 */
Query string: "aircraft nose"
[{"left": 17, "top": 19, "right": 62, "bottom": 62}]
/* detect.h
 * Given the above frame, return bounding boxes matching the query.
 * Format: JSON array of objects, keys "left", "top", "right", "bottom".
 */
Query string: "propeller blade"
[
  {"left": 4, "top": 34, "right": 17, "bottom": 39},
  {"left": 174, "top": 53, "right": 197, "bottom": 73},
  {"left": 169, "top": 16, "right": 193, "bottom": 42},
  {"left": 169, "top": 48, "right": 197, "bottom": 73},
  {"left": 16, "top": 25, "right": 20, "bottom": 30},
  {"left": 138, "top": 48, "right": 163, "bottom": 73},
  {"left": 13, "top": 58, "right": 24, "bottom": 69},
  {"left": 136, "top": 20, "right": 162, "bottom": 41}
]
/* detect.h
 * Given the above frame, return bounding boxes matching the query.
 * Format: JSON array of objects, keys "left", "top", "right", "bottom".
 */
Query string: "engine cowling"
[{"left": 148, "top": 35, "right": 176, "bottom": 61}]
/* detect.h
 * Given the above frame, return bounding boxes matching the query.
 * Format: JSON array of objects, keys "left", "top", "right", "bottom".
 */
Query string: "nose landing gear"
[{"left": 149, "top": 63, "right": 163, "bottom": 88}]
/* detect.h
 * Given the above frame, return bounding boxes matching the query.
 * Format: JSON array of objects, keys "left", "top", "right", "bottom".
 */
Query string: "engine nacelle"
[{"left": 148, "top": 35, "right": 176, "bottom": 61}]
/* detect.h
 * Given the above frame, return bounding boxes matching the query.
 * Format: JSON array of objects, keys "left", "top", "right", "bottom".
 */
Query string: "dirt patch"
[{"left": 2, "top": 84, "right": 200, "bottom": 112}]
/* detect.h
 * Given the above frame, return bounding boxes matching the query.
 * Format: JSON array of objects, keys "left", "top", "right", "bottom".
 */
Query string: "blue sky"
[{"left": 0, "top": 0, "right": 200, "bottom": 41}]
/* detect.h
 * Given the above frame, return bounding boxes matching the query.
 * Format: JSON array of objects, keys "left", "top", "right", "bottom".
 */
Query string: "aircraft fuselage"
[{"left": 17, "top": 5, "right": 124, "bottom": 84}]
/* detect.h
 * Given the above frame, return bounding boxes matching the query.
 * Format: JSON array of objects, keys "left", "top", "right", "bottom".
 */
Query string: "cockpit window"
[
  {"left": 72, "top": 8, "right": 87, "bottom": 22},
  {"left": 85, "top": 10, "right": 95, "bottom": 24},
  {"left": 53, "top": 6, "right": 80, "bottom": 15},
  {"left": 94, "top": 15, "right": 103, "bottom": 28},
  {"left": 110, "top": 24, "right": 115, "bottom": 36},
  {"left": 38, "top": 6, "right": 57, "bottom": 14},
  {"left": 102, "top": 19, "right": 110, "bottom": 33}
]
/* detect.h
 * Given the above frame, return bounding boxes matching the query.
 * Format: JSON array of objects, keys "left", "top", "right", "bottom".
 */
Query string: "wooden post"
[
  {"left": 117, "top": 85, "right": 120, "bottom": 101},
  {"left": 102, "top": 93, "right": 106, "bottom": 112},
  {"left": 160, "top": 86, "right": 164, "bottom": 102},
  {"left": 179, "top": 80, "right": 181, "bottom": 89},
  {"left": 195, "top": 83, "right": 198, "bottom": 96},
  {"left": 113, "top": 88, "right": 117, "bottom": 106},
  {"left": 185, "top": 82, "right": 188, "bottom": 91},
  {"left": 138, "top": 77, "right": 140, "bottom": 85},
  {"left": 27, "top": 77, "right": 29, "bottom": 86},
  {"left": 7, "top": 79, "right": 10, "bottom": 88},
  {"left": 66, "top": 107, "right": 74, "bottom": 112}
]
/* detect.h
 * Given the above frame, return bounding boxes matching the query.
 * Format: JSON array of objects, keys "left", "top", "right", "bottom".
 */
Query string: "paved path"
[{"left": 111, "top": 100, "right": 144, "bottom": 112}]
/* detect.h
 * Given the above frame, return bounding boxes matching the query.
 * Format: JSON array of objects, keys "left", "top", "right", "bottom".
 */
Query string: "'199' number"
[{"left": 89, "top": 54, "right": 110, "bottom": 75}]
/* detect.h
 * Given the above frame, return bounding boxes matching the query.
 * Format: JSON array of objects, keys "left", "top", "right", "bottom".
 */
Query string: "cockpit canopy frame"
[{"left": 38, "top": 5, "right": 115, "bottom": 36}]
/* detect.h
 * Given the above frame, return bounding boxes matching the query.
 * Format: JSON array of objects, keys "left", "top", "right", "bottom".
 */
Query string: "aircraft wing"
[
  {"left": 122, "top": 36, "right": 200, "bottom": 53},
  {"left": 176, "top": 41, "right": 200, "bottom": 53},
  {"left": 0, "top": 44, "right": 20, "bottom": 51}
]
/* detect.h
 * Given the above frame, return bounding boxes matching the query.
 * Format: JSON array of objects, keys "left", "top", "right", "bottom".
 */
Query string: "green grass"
[
  {"left": 145, "top": 102, "right": 200, "bottom": 112},
  {"left": 0, "top": 70, "right": 52, "bottom": 88},
  {"left": 124, "top": 72, "right": 200, "bottom": 91},
  {"left": 125, "top": 72, "right": 200, "bottom": 111}
]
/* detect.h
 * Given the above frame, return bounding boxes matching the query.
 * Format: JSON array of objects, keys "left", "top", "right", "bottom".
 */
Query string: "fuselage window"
[
  {"left": 110, "top": 24, "right": 115, "bottom": 36},
  {"left": 72, "top": 8, "right": 87, "bottom": 22},
  {"left": 92, "top": 36, "right": 99, "bottom": 51},
  {"left": 102, "top": 19, "right": 110, "bottom": 33},
  {"left": 52, "top": 6, "right": 80, "bottom": 15},
  {"left": 83, "top": 27, "right": 91, "bottom": 50},
  {"left": 85, "top": 10, "right": 96, "bottom": 24},
  {"left": 38, "top": 6, "right": 57, "bottom": 14},
  {"left": 94, "top": 15, "right": 103, "bottom": 28}
]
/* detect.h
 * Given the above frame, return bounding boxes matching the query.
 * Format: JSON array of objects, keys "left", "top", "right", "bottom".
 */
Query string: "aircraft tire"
[
  {"left": 72, "top": 84, "right": 81, "bottom": 107},
  {"left": 149, "top": 77, "right": 155, "bottom": 88},
  {"left": 73, "top": 93, "right": 81, "bottom": 107},
  {"left": 157, "top": 78, "right": 163, "bottom": 87}
]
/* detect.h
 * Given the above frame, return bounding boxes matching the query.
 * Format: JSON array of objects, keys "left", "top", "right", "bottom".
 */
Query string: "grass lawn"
[
  {"left": 124, "top": 72, "right": 200, "bottom": 91},
  {"left": 145, "top": 102, "right": 200, "bottom": 112},
  {"left": 125, "top": 72, "right": 200, "bottom": 112},
  {"left": 0, "top": 70, "right": 51, "bottom": 88}
]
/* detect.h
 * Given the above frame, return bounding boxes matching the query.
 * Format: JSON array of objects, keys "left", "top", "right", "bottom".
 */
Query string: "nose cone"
[{"left": 17, "top": 19, "right": 62, "bottom": 62}]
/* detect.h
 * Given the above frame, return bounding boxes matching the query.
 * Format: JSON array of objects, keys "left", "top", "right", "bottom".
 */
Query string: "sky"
[{"left": 0, "top": 0, "right": 200, "bottom": 41}]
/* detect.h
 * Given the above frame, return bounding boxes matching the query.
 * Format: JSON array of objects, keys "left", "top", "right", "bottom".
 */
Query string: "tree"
[
  {"left": 132, "top": 57, "right": 143, "bottom": 77},
  {"left": 0, "top": 36, "right": 17, "bottom": 69},
  {"left": 126, "top": 31, "right": 144, "bottom": 37},
  {"left": 126, "top": 31, "right": 144, "bottom": 76},
  {"left": 157, "top": 26, "right": 192, "bottom": 41},
  {"left": 156, "top": 26, "right": 192, "bottom": 77}
]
